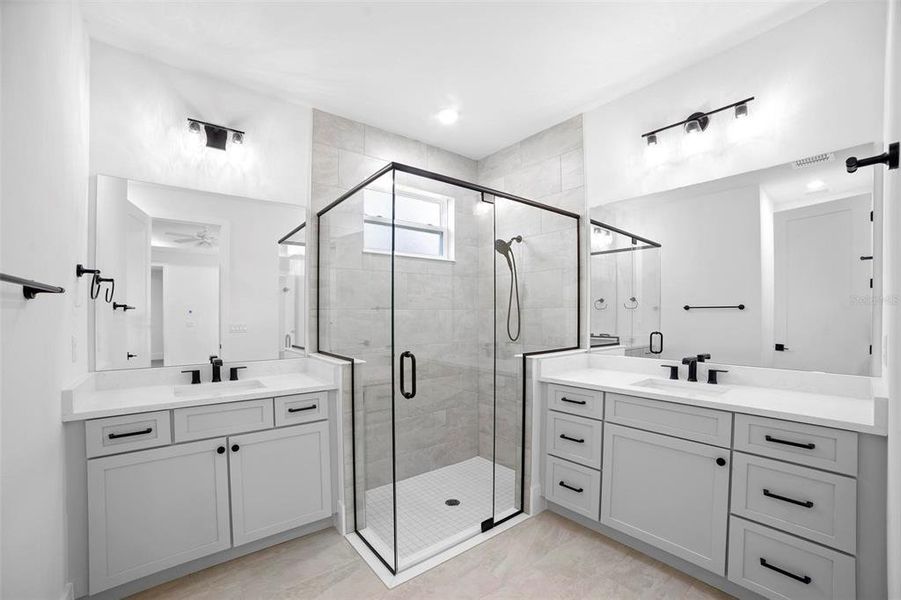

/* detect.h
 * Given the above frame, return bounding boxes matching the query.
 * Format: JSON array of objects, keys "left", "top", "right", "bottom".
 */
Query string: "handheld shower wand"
[{"left": 495, "top": 236, "right": 523, "bottom": 342}]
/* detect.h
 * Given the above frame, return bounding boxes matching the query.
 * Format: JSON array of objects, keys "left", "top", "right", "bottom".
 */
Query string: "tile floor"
[
  {"left": 359, "top": 457, "right": 516, "bottom": 569},
  {"left": 131, "top": 510, "right": 734, "bottom": 599}
]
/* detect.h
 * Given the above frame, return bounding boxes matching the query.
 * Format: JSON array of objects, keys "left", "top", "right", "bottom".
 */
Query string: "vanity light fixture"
[
  {"left": 186, "top": 118, "right": 246, "bottom": 151},
  {"left": 640, "top": 96, "right": 755, "bottom": 145}
]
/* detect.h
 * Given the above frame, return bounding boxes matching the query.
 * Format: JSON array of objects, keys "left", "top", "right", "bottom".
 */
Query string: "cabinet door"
[
  {"left": 88, "top": 438, "right": 231, "bottom": 594},
  {"left": 601, "top": 424, "right": 730, "bottom": 575},
  {"left": 229, "top": 421, "right": 332, "bottom": 546}
]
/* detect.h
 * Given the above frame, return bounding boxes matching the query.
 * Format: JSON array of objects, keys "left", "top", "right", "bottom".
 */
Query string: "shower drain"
[{"left": 445, "top": 498, "right": 460, "bottom": 506}]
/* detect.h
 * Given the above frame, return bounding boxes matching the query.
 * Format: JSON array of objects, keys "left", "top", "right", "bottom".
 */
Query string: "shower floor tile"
[{"left": 359, "top": 456, "right": 517, "bottom": 571}]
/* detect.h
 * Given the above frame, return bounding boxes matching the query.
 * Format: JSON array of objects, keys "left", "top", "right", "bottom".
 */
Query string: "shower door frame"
[{"left": 316, "top": 162, "right": 582, "bottom": 575}]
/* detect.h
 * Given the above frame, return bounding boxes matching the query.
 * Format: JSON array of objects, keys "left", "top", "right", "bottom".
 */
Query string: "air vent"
[{"left": 792, "top": 153, "right": 834, "bottom": 169}]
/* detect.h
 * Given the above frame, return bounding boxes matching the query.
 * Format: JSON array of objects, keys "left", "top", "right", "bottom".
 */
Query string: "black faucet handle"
[
  {"left": 707, "top": 369, "right": 729, "bottom": 385},
  {"left": 181, "top": 369, "right": 202, "bottom": 385},
  {"left": 660, "top": 364, "right": 679, "bottom": 380},
  {"left": 229, "top": 366, "right": 247, "bottom": 381},
  {"left": 697, "top": 353, "right": 711, "bottom": 362}
]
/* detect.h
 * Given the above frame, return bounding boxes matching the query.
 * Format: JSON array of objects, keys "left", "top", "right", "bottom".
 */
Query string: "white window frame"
[{"left": 362, "top": 185, "right": 455, "bottom": 261}]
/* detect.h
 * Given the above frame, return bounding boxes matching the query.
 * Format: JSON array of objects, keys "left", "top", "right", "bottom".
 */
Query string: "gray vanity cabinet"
[
  {"left": 600, "top": 423, "right": 730, "bottom": 575},
  {"left": 87, "top": 437, "right": 232, "bottom": 593}
]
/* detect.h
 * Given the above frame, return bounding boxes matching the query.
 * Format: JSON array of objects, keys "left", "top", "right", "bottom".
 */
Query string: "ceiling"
[{"left": 80, "top": 1, "right": 821, "bottom": 159}]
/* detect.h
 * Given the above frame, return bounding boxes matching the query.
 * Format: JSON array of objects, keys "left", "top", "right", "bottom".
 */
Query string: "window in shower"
[{"left": 362, "top": 186, "right": 455, "bottom": 260}]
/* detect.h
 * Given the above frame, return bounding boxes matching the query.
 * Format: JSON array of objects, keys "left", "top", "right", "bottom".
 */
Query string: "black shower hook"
[{"left": 98, "top": 277, "right": 115, "bottom": 303}]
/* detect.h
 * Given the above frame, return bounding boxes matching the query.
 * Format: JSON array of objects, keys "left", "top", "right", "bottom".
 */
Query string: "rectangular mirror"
[
  {"left": 93, "top": 175, "right": 306, "bottom": 370},
  {"left": 590, "top": 143, "right": 882, "bottom": 376}
]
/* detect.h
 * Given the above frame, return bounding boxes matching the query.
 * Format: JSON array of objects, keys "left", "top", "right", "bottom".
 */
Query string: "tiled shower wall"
[
  {"left": 476, "top": 115, "right": 585, "bottom": 510},
  {"left": 312, "top": 109, "right": 584, "bottom": 530},
  {"left": 309, "top": 110, "right": 487, "bottom": 530}
]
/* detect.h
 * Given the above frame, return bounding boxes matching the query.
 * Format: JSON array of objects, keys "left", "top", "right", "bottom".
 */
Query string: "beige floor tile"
[{"left": 129, "top": 512, "right": 736, "bottom": 600}]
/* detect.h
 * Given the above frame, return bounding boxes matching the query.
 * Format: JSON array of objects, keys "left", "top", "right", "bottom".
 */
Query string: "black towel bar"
[
  {"left": 684, "top": 304, "right": 745, "bottom": 311},
  {"left": 0, "top": 273, "right": 65, "bottom": 299}
]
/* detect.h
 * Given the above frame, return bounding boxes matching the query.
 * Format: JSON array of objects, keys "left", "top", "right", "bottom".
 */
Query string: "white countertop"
[
  {"left": 540, "top": 368, "right": 887, "bottom": 435},
  {"left": 62, "top": 372, "right": 337, "bottom": 422}
]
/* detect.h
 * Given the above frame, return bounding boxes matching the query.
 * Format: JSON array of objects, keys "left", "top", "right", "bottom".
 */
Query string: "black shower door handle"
[{"left": 400, "top": 350, "right": 416, "bottom": 399}]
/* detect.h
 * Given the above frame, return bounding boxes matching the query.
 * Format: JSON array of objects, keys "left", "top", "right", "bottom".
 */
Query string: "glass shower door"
[{"left": 390, "top": 170, "right": 495, "bottom": 571}]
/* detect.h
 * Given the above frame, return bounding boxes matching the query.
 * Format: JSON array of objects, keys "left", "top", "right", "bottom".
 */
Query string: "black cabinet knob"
[
  {"left": 217, "top": 446, "right": 225, "bottom": 454},
  {"left": 716, "top": 457, "right": 727, "bottom": 466},
  {"left": 231, "top": 444, "right": 240, "bottom": 452}
]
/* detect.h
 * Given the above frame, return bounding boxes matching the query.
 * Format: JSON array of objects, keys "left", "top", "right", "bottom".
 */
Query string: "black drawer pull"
[
  {"left": 560, "top": 396, "right": 587, "bottom": 405},
  {"left": 558, "top": 480, "right": 584, "bottom": 493},
  {"left": 288, "top": 404, "right": 317, "bottom": 413},
  {"left": 108, "top": 427, "right": 152, "bottom": 439},
  {"left": 559, "top": 434, "right": 585, "bottom": 444},
  {"left": 759, "top": 558, "right": 811, "bottom": 584},
  {"left": 765, "top": 435, "right": 816, "bottom": 450},
  {"left": 763, "top": 488, "right": 814, "bottom": 508}
]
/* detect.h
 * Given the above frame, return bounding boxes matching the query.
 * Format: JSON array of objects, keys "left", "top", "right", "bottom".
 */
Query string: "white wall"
[
  {"left": 90, "top": 41, "right": 312, "bottom": 207},
  {"left": 584, "top": 1, "right": 887, "bottom": 206},
  {"left": 883, "top": 1, "right": 901, "bottom": 597},
  {"left": 0, "top": 2, "right": 90, "bottom": 598}
]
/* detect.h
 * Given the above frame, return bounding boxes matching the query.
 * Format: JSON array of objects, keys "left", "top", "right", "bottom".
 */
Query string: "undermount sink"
[
  {"left": 632, "top": 378, "right": 729, "bottom": 397},
  {"left": 173, "top": 379, "right": 265, "bottom": 397}
]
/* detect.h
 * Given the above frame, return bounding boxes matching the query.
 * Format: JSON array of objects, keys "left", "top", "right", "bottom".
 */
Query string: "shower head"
[
  {"left": 494, "top": 235, "right": 522, "bottom": 258},
  {"left": 495, "top": 236, "right": 522, "bottom": 271}
]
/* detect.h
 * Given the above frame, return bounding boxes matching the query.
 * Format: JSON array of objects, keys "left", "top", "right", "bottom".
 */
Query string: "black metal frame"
[
  {"left": 277, "top": 221, "right": 306, "bottom": 245},
  {"left": 315, "top": 162, "right": 581, "bottom": 575},
  {"left": 590, "top": 219, "right": 661, "bottom": 255}
]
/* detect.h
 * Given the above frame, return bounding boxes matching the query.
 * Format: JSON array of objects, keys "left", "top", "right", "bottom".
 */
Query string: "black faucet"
[
  {"left": 681, "top": 354, "right": 711, "bottom": 382},
  {"left": 209, "top": 355, "right": 223, "bottom": 383}
]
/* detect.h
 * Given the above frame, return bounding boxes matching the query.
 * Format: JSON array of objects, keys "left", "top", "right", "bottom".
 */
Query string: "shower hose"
[{"left": 506, "top": 251, "right": 521, "bottom": 342}]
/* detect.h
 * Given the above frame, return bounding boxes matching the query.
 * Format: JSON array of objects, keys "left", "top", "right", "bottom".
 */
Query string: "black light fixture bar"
[
  {"left": 641, "top": 96, "right": 755, "bottom": 140},
  {"left": 186, "top": 118, "right": 245, "bottom": 136}
]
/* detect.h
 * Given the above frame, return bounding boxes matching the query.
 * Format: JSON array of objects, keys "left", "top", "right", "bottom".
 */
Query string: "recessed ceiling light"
[
  {"left": 806, "top": 179, "right": 827, "bottom": 192},
  {"left": 436, "top": 108, "right": 459, "bottom": 125}
]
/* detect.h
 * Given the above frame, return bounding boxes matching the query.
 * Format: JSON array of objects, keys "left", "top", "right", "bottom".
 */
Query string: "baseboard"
[
  {"left": 84, "top": 517, "right": 335, "bottom": 599},
  {"left": 546, "top": 502, "right": 766, "bottom": 600}
]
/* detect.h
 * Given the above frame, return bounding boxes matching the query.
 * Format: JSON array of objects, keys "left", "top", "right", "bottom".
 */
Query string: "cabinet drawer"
[
  {"left": 86, "top": 411, "right": 171, "bottom": 458},
  {"left": 173, "top": 399, "right": 274, "bottom": 442},
  {"left": 734, "top": 414, "right": 858, "bottom": 476},
  {"left": 731, "top": 453, "right": 857, "bottom": 553},
  {"left": 547, "top": 384, "right": 603, "bottom": 420},
  {"left": 605, "top": 393, "right": 732, "bottom": 447},
  {"left": 546, "top": 411, "right": 603, "bottom": 469},
  {"left": 275, "top": 392, "right": 329, "bottom": 427},
  {"left": 544, "top": 456, "right": 600, "bottom": 520},
  {"left": 728, "top": 516, "right": 856, "bottom": 600}
]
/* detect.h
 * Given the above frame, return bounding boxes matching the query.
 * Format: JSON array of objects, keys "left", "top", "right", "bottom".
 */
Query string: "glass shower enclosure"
[
  {"left": 590, "top": 220, "right": 661, "bottom": 356},
  {"left": 317, "top": 163, "right": 580, "bottom": 574}
]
